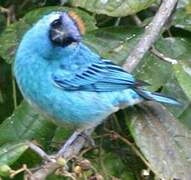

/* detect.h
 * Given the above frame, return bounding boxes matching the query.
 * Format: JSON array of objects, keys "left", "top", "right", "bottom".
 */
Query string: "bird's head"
[
  {"left": 18, "top": 11, "right": 85, "bottom": 58},
  {"left": 48, "top": 11, "right": 85, "bottom": 47}
]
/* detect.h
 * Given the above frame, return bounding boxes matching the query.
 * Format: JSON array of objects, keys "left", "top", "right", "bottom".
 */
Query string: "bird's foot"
[
  {"left": 57, "top": 129, "right": 95, "bottom": 157},
  {"left": 78, "top": 131, "right": 95, "bottom": 148}
]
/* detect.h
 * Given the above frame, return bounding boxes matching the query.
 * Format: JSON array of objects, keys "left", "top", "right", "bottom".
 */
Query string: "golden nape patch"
[{"left": 68, "top": 11, "right": 85, "bottom": 35}]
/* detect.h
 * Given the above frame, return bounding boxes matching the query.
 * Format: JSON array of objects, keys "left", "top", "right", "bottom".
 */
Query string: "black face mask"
[{"left": 49, "top": 16, "right": 79, "bottom": 47}]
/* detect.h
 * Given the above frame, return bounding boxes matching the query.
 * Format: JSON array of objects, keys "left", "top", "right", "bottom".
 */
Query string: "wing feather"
[{"left": 52, "top": 59, "right": 148, "bottom": 92}]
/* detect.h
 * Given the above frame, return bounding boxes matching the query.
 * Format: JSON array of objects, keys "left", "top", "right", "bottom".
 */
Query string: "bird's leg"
[
  {"left": 57, "top": 128, "right": 95, "bottom": 158},
  {"left": 78, "top": 131, "right": 95, "bottom": 148},
  {"left": 57, "top": 131, "right": 83, "bottom": 156}
]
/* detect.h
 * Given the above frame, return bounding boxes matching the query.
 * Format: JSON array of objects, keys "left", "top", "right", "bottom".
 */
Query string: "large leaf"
[
  {"left": 0, "top": 6, "right": 96, "bottom": 64},
  {"left": 0, "top": 142, "right": 28, "bottom": 166},
  {"left": 0, "top": 101, "right": 56, "bottom": 146},
  {"left": 173, "top": 3, "right": 191, "bottom": 32},
  {"left": 69, "top": 0, "right": 156, "bottom": 17},
  {"left": 166, "top": 59, "right": 191, "bottom": 129},
  {"left": 179, "top": 103, "right": 191, "bottom": 128},
  {"left": 172, "top": 5, "right": 191, "bottom": 31},
  {"left": 84, "top": 27, "right": 142, "bottom": 64},
  {"left": 127, "top": 102, "right": 191, "bottom": 179},
  {"left": 177, "top": 0, "right": 190, "bottom": 8},
  {"left": 161, "top": 38, "right": 191, "bottom": 125},
  {"left": 173, "top": 60, "right": 191, "bottom": 100},
  {"left": 162, "top": 76, "right": 190, "bottom": 119}
]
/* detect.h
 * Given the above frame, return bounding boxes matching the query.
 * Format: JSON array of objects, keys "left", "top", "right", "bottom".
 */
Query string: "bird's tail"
[{"left": 135, "top": 89, "right": 181, "bottom": 106}]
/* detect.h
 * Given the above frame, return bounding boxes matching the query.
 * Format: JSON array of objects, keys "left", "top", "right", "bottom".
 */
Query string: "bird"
[{"left": 14, "top": 11, "right": 180, "bottom": 131}]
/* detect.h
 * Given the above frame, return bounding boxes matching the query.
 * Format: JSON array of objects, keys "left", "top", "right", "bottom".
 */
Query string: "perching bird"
[{"left": 14, "top": 11, "right": 180, "bottom": 130}]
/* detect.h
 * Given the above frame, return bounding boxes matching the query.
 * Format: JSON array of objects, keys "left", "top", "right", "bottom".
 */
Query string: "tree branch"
[
  {"left": 123, "top": 0, "right": 178, "bottom": 73},
  {"left": 29, "top": 129, "right": 94, "bottom": 180},
  {"left": 29, "top": 0, "right": 178, "bottom": 179}
]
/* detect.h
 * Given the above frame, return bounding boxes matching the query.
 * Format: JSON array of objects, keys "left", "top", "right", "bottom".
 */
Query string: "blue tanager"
[{"left": 14, "top": 11, "right": 180, "bottom": 130}]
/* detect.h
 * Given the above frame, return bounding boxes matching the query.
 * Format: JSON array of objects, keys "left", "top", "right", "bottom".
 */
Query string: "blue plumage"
[{"left": 14, "top": 12, "right": 180, "bottom": 129}]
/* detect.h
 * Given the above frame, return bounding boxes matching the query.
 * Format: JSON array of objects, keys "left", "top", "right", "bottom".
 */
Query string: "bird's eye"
[{"left": 50, "top": 18, "right": 62, "bottom": 28}]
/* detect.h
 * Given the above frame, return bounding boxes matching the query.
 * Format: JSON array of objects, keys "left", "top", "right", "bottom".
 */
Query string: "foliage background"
[{"left": 0, "top": 0, "right": 191, "bottom": 179}]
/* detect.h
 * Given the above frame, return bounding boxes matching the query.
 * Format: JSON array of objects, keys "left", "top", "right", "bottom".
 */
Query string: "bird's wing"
[{"left": 52, "top": 59, "right": 148, "bottom": 92}]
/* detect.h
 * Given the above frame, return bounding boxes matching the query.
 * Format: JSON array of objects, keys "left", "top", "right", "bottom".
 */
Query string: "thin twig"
[
  {"left": 131, "top": 14, "right": 178, "bottom": 65},
  {"left": 0, "top": 6, "right": 9, "bottom": 13},
  {"left": 150, "top": 47, "right": 178, "bottom": 64},
  {"left": 115, "top": 17, "right": 121, "bottom": 26},
  {"left": 123, "top": 0, "right": 178, "bottom": 72},
  {"left": 30, "top": 0, "right": 178, "bottom": 179},
  {"left": 29, "top": 162, "right": 61, "bottom": 180},
  {"left": 12, "top": 78, "right": 17, "bottom": 109},
  {"left": 0, "top": 5, "right": 16, "bottom": 25},
  {"left": 10, "top": 164, "right": 32, "bottom": 179},
  {"left": 106, "top": 130, "right": 150, "bottom": 168},
  {"left": 28, "top": 142, "right": 55, "bottom": 162},
  {"left": 131, "top": 15, "right": 143, "bottom": 27}
]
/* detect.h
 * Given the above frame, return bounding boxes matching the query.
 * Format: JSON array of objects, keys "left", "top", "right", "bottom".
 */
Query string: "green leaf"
[
  {"left": 177, "top": 0, "right": 190, "bottom": 8},
  {"left": 0, "top": 20, "right": 26, "bottom": 64},
  {"left": 173, "top": 7, "right": 191, "bottom": 32},
  {"left": 92, "top": 150, "right": 135, "bottom": 179},
  {"left": 134, "top": 38, "right": 175, "bottom": 91},
  {"left": 179, "top": 103, "right": 191, "bottom": 128},
  {"left": 127, "top": 102, "right": 191, "bottom": 179},
  {"left": 136, "top": 37, "right": 191, "bottom": 92},
  {"left": 0, "top": 142, "right": 28, "bottom": 166},
  {"left": 0, "top": 6, "right": 96, "bottom": 64},
  {"left": 173, "top": 60, "right": 191, "bottom": 100},
  {"left": 174, "top": 1, "right": 191, "bottom": 33},
  {"left": 160, "top": 38, "right": 191, "bottom": 124},
  {"left": 162, "top": 76, "right": 190, "bottom": 118},
  {"left": 0, "top": 101, "right": 56, "bottom": 146},
  {"left": 69, "top": 0, "right": 156, "bottom": 17},
  {"left": 84, "top": 26, "right": 142, "bottom": 64}
]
